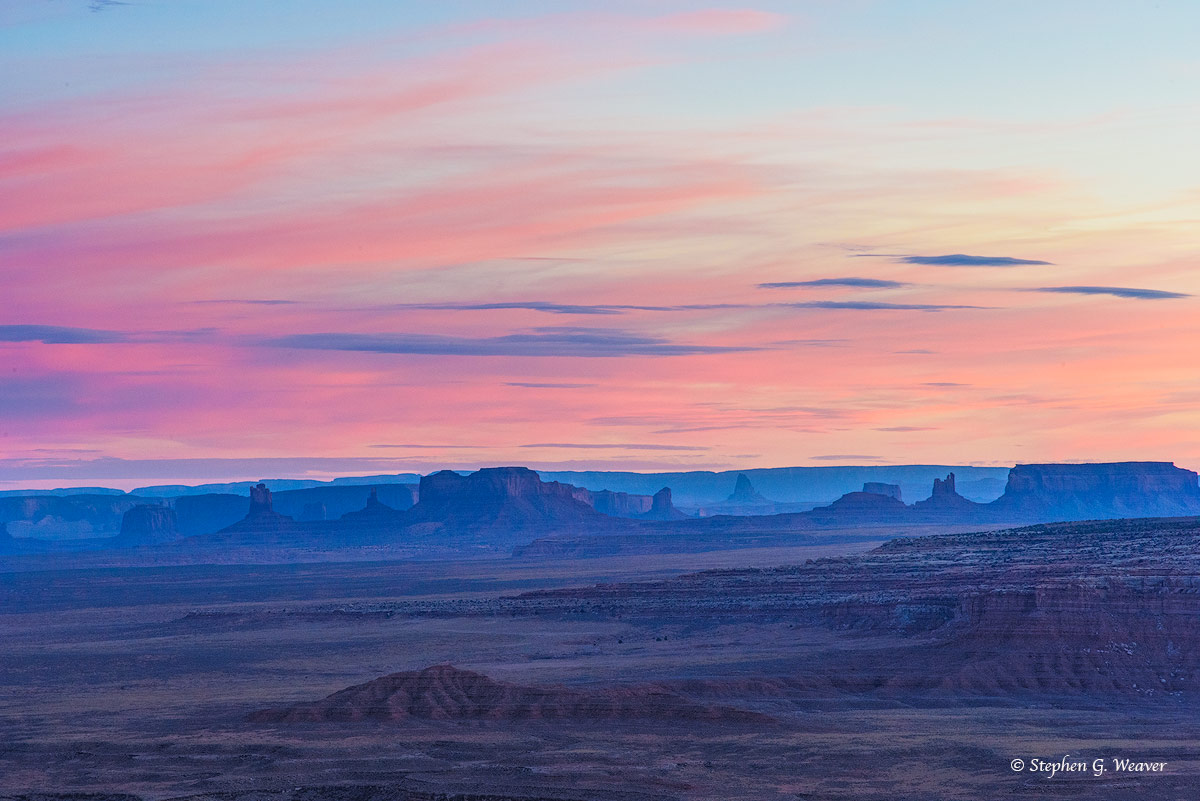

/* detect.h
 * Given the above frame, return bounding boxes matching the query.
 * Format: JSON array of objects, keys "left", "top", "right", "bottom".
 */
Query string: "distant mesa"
[
  {"left": 404, "top": 468, "right": 685, "bottom": 526},
  {"left": 114, "top": 503, "right": 182, "bottom": 546},
  {"left": 579, "top": 485, "right": 686, "bottom": 519},
  {"left": 404, "top": 466, "right": 608, "bottom": 539},
  {"left": 992, "top": 461, "right": 1200, "bottom": 520},
  {"left": 814, "top": 490, "right": 908, "bottom": 520},
  {"left": 808, "top": 462, "right": 1200, "bottom": 526},
  {"left": 0, "top": 493, "right": 147, "bottom": 541},
  {"left": 587, "top": 488, "right": 652, "bottom": 518},
  {"left": 249, "top": 664, "right": 767, "bottom": 724},
  {"left": 861, "top": 482, "right": 902, "bottom": 502},
  {"left": 9, "top": 460, "right": 1200, "bottom": 559},
  {"left": 187, "top": 467, "right": 630, "bottom": 549}
]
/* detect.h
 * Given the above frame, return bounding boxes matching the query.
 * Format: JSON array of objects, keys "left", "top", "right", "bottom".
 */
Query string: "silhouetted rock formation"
[
  {"left": 727, "top": 474, "right": 766, "bottom": 503},
  {"left": 338, "top": 488, "right": 402, "bottom": 525},
  {"left": 692, "top": 473, "right": 789, "bottom": 516},
  {"left": 586, "top": 488, "right": 653, "bottom": 517},
  {"left": 811, "top": 490, "right": 908, "bottom": 522},
  {"left": 0, "top": 493, "right": 150, "bottom": 540},
  {"left": 990, "top": 461, "right": 1200, "bottom": 520},
  {"left": 913, "top": 472, "right": 979, "bottom": 513},
  {"left": 786, "top": 463, "right": 1200, "bottom": 527},
  {"left": 539, "top": 465, "right": 1013, "bottom": 508},
  {"left": 861, "top": 482, "right": 902, "bottom": 502},
  {"left": 215, "top": 483, "right": 300, "bottom": 538},
  {"left": 364, "top": 487, "right": 387, "bottom": 511},
  {"left": 641, "top": 487, "right": 688, "bottom": 520},
  {"left": 169, "top": 485, "right": 420, "bottom": 538},
  {"left": 249, "top": 664, "right": 766, "bottom": 724},
  {"left": 403, "top": 467, "right": 605, "bottom": 539},
  {"left": 248, "top": 483, "right": 275, "bottom": 517},
  {"left": 273, "top": 484, "right": 416, "bottom": 519},
  {"left": 114, "top": 504, "right": 182, "bottom": 546}
]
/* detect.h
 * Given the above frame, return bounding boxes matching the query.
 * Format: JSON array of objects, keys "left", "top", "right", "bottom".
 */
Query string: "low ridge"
[{"left": 250, "top": 664, "right": 767, "bottom": 724}]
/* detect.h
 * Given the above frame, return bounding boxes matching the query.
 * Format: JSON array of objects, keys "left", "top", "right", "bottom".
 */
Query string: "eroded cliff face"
[
  {"left": 115, "top": 504, "right": 182, "bottom": 546},
  {"left": 492, "top": 517, "right": 1200, "bottom": 696},
  {"left": 0, "top": 494, "right": 148, "bottom": 539},
  {"left": 586, "top": 489, "right": 653, "bottom": 517},
  {"left": 861, "top": 482, "right": 902, "bottom": 502},
  {"left": 992, "top": 461, "right": 1200, "bottom": 520},
  {"left": 405, "top": 467, "right": 605, "bottom": 537}
]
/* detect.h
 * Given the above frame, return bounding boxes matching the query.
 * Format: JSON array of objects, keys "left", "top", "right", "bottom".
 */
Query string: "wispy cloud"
[
  {"left": 264, "top": 327, "right": 758, "bottom": 357},
  {"left": 378, "top": 299, "right": 980, "bottom": 315},
  {"left": 0, "top": 325, "right": 215, "bottom": 345},
  {"left": 0, "top": 325, "right": 129, "bottom": 344},
  {"left": 758, "top": 277, "right": 909, "bottom": 289},
  {"left": 368, "top": 444, "right": 483, "bottom": 449},
  {"left": 0, "top": 376, "right": 86, "bottom": 417},
  {"left": 191, "top": 299, "right": 300, "bottom": 306},
  {"left": 385, "top": 301, "right": 637, "bottom": 315},
  {"left": 1032, "top": 285, "right": 1190, "bottom": 300},
  {"left": 505, "top": 381, "right": 597, "bottom": 388},
  {"left": 520, "top": 442, "right": 706, "bottom": 451},
  {"left": 894, "top": 254, "right": 1052, "bottom": 267},
  {"left": 769, "top": 339, "right": 848, "bottom": 347},
  {"left": 789, "top": 301, "right": 983, "bottom": 311},
  {"left": 647, "top": 9, "right": 788, "bottom": 35}
]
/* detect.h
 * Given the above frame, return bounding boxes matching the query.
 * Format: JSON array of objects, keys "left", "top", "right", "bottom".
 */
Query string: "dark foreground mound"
[{"left": 250, "top": 664, "right": 766, "bottom": 724}]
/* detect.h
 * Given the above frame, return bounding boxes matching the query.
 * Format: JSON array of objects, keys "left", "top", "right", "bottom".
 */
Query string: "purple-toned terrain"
[{"left": 4, "top": 461, "right": 1200, "bottom": 800}]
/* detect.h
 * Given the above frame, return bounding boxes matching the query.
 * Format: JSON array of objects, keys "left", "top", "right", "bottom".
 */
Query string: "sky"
[{"left": 3, "top": 0, "right": 1200, "bottom": 489}]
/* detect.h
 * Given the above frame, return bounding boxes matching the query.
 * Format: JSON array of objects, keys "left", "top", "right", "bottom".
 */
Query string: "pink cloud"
[
  {"left": 0, "top": 40, "right": 614, "bottom": 235},
  {"left": 5, "top": 7, "right": 1200, "bottom": 477},
  {"left": 648, "top": 9, "right": 788, "bottom": 35}
]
